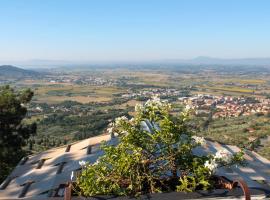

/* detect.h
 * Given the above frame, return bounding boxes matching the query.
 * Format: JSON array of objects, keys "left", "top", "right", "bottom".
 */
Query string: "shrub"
[{"left": 75, "top": 96, "right": 244, "bottom": 196}]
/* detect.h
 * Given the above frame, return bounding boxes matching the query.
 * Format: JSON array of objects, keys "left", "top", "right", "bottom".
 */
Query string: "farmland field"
[{"left": 30, "top": 85, "right": 125, "bottom": 104}]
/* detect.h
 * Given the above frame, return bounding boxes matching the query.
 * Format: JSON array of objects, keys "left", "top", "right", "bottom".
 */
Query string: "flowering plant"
[{"left": 76, "top": 96, "right": 244, "bottom": 196}]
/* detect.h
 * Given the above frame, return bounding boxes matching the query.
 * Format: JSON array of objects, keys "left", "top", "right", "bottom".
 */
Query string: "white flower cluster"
[
  {"left": 106, "top": 122, "right": 115, "bottom": 134},
  {"left": 185, "top": 104, "right": 191, "bottom": 111},
  {"left": 135, "top": 96, "right": 171, "bottom": 115},
  {"left": 115, "top": 116, "right": 128, "bottom": 126},
  {"left": 79, "top": 160, "right": 86, "bottom": 166},
  {"left": 146, "top": 95, "right": 162, "bottom": 106},
  {"left": 129, "top": 117, "right": 135, "bottom": 124},
  {"left": 106, "top": 116, "right": 131, "bottom": 136},
  {"left": 204, "top": 160, "right": 218, "bottom": 172},
  {"left": 204, "top": 149, "right": 234, "bottom": 173},
  {"left": 107, "top": 127, "right": 114, "bottom": 134},
  {"left": 192, "top": 136, "right": 207, "bottom": 146},
  {"left": 214, "top": 149, "right": 233, "bottom": 163}
]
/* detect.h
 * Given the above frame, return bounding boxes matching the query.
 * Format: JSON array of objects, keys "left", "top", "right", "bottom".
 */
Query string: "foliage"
[
  {"left": 0, "top": 85, "right": 36, "bottom": 182},
  {"left": 197, "top": 114, "right": 270, "bottom": 150},
  {"left": 257, "top": 139, "right": 270, "bottom": 160},
  {"left": 76, "top": 97, "right": 244, "bottom": 196},
  {"left": 25, "top": 107, "right": 129, "bottom": 153}
]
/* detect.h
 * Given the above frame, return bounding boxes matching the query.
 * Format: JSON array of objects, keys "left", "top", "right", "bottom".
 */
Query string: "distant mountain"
[
  {"left": 0, "top": 65, "right": 40, "bottom": 78},
  {"left": 170, "top": 57, "right": 270, "bottom": 66},
  {"left": 31, "top": 57, "right": 270, "bottom": 67},
  {"left": 2, "top": 57, "right": 270, "bottom": 70}
]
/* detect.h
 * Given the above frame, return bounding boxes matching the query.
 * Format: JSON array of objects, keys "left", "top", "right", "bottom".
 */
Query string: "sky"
[{"left": 0, "top": 0, "right": 270, "bottom": 63}]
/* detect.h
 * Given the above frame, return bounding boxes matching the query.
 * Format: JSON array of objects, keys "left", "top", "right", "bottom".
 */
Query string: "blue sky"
[{"left": 0, "top": 0, "right": 270, "bottom": 62}]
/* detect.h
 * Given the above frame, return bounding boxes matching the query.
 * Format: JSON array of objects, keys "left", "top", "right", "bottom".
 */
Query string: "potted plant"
[{"left": 68, "top": 97, "right": 245, "bottom": 199}]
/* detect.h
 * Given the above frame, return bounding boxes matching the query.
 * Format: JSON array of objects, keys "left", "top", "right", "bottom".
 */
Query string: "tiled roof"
[
  {"left": 0, "top": 134, "right": 116, "bottom": 199},
  {"left": 0, "top": 133, "right": 270, "bottom": 199}
]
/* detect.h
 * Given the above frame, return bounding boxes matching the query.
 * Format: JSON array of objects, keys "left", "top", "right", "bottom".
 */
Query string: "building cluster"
[
  {"left": 46, "top": 76, "right": 118, "bottom": 86},
  {"left": 122, "top": 88, "right": 185, "bottom": 99},
  {"left": 179, "top": 94, "right": 270, "bottom": 119}
]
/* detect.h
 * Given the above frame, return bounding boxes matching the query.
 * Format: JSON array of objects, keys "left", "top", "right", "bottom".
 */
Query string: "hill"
[{"left": 0, "top": 65, "right": 40, "bottom": 79}]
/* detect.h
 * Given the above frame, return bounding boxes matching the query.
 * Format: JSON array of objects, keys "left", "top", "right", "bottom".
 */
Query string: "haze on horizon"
[{"left": 1, "top": 0, "right": 270, "bottom": 64}]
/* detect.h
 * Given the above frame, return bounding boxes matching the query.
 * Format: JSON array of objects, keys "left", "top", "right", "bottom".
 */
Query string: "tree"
[{"left": 0, "top": 85, "right": 36, "bottom": 182}]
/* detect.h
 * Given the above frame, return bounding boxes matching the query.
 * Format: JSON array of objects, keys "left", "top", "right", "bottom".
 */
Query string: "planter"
[{"left": 64, "top": 177, "right": 252, "bottom": 200}]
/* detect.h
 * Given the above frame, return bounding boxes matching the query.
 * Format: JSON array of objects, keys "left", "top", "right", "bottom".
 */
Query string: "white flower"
[
  {"left": 129, "top": 117, "right": 135, "bottom": 123},
  {"left": 107, "top": 127, "right": 113, "bottom": 134},
  {"left": 120, "top": 130, "right": 128, "bottom": 135},
  {"left": 108, "top": 122, "right": 115, "bottom": 127},
  {"left": 204, "top": 160, "right": 218, "bottom": 172},
  {"left": 115, "top": 116, "right": 128, "bottom": 126},
  {"left": 185, "top": 104, "right": 191, "bottom": 111},
  {"left": 145, "top": 99, "right": 152, "bottom": 106},
  {"left": 121, "top": 116, "right": 128, "bottom": 120},
  {"left": 79, "top": 160, "right": 86, "bottom": 166},
  {"left": 93, "top": 159, "right": 100, "bottom": 166},
  {"left": 214, "top": 149, "right": 232, "bottom": 163},
  {"left": 152, "top": 94, "right": 160, "bottom": 101},
  {"left": 152, "top": 95, "right": 162, "bottom": 105},
  {"left": 144, "top": 96, "right": 164, "bottom": 108},
  {"left": 70, "top": 171, "right": 74, "bottom": 180},
  {"left": 192, "top": 136, "right": 206, "bottom": 146}
]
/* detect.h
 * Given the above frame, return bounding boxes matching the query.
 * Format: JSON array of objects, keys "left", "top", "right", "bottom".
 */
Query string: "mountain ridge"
[{"left": 0, "top": 65, "right": 40, "bottom": 78}]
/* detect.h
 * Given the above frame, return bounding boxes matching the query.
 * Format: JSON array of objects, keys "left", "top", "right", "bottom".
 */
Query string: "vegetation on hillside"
[{"left": 196, "top": 115, "right": 270, "bottom": 151}]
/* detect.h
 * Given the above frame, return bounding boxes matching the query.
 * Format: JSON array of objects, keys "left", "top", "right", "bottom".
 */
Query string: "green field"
[{"left": 30, "top": 84, "right": 124, "bottom": 104}]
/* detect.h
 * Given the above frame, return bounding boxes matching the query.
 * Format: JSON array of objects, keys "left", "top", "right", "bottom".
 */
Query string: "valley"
[{"left": 1, "top": 65, "right": 270, "bottom": 159}]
